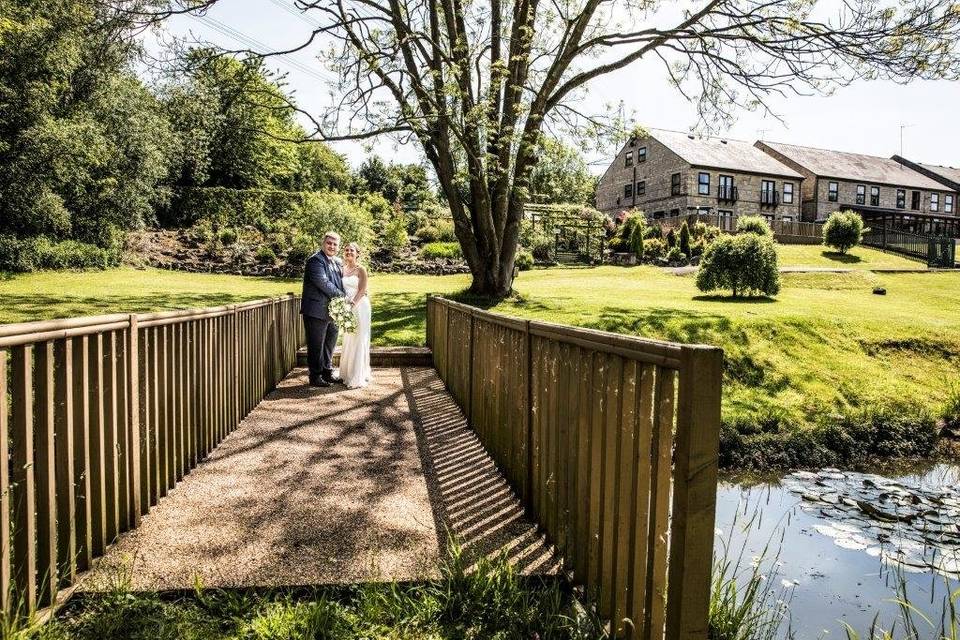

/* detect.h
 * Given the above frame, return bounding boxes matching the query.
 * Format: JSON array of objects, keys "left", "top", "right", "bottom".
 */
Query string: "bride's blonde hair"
[{"left": 344, "top": 242, "right": 362, "bottom": 262}]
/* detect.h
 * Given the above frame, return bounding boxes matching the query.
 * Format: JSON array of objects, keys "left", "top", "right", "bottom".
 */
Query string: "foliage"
[
  {"left": 40, "top": 536, "right": 602, "bottom": 640},
  {"left": 255, "top": 246, "right": 277, "bottom": 264},
  {"left": 515, "top": 249, "right": 534, "bottom": 271},
  {"left": 679, "top": 221, "right": 692, "bottom": 256},
  {"left": 379, "top": 217, "right": 410, "bottom": 256},
  {"left": 696, "top": 234, "right": 781, "bottom": 297},
  {"left": 420, "top": 242, "right": 463, "bottom": 260},
  {"left": 415, "top": 219, "right": 457, "bottom": 243},
  {"left": 218, "top": 228, "right": 237, "bottom": 246},
  {"left": 169, "top": 188, "right": 374, "bottom": 247},
  {"left": 665, "top": 246, "right": 686, "bottom": 264},
  {"left": 0, "top": 234, "right": 117, "bottom": 272},
  {"left": 823, "top": 210, "right": 865, "bottom": 254},
  {"left": 666, "top": 228, "right": 677, "bottom": 248},
  {"left": 528, "top": 137, "right": 596, "bottom": 206},
  {"left": 736, "top": 215, "right": 773, "bottom": 237},
  {"left": 608, "top": 212, "right": 645, "bottom": 258},
  {"left": 355, "top": 157, "right": 437, "bottom": 211},
  {"left": 643, "top": 238, "right": 667, "bottom": 260}
]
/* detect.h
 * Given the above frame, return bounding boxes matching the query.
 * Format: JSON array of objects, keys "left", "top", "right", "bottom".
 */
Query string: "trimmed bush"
[
  {"left": 420, "top": 241, "right": 463, "bottom": 260},
  {"left": 665, "top": 228, "right": 677, "bottom": 248},
  {"left": 696, "top": 233, "right": 781, "bottom": 297},
  {"left": 822, "top": 210, "right": 864, "bottom": 254},
  {"left": 665, "top": 246, "right": 686, "bottom": 264},
  {"left": 515, "top": 249, "right": 534, "bottom": 271},
  {"left": 736, "top": 215, "right": 773, "bottom": 237},
  {"left": 415, "top": 219, "right": 456, "bottom": 243},
  {"left": 643, "top": 238, "right": 666, "bottom": 260}
]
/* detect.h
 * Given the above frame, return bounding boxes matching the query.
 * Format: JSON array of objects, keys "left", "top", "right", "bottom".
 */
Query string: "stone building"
[
  {"left": 890, "top": 155, "right": 960, "bottom": 194},
  {"left": 756, "top": 141, "right": 957, "bottom": 224},
  {"left": 594, "top": 128, "right": 804, "bottom": 222}
]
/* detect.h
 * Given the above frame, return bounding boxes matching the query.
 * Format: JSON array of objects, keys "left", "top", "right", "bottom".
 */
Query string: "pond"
[{"left": 717, "top": 464, "right": 960, "bottom": 638}]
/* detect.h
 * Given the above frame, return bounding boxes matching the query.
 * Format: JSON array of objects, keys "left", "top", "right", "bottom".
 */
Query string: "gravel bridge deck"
[{"left": 81, "top": 367, "right": 558, "bottom": 591}]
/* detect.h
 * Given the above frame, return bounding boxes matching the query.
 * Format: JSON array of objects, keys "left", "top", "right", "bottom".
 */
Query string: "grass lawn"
[
  {"left": 3, "top": 263, "right": 958, "bottom": 468},
  {"left": 775, "top": 243, "right": 927, "bottom": 269}
]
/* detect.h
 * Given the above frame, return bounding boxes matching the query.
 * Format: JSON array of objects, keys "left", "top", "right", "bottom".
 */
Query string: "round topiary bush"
[
  {"left": 822, "top": 210, "right": 864, "bottom": 254},
  {"left": 696, "top": 233, "right": 781, "bottom": 297},
  {"left": 736, "top": 215, "right": 773, "bottom": 237}
]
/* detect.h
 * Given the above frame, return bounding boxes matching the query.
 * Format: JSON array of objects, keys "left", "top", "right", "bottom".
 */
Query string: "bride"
[{"left": 339, "top": 242, "right": 372, "bottom": 388}]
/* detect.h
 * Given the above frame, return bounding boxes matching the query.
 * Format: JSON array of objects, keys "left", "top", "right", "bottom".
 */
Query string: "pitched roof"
[
  {"left": 646, "top": 128, "right": 803, "bottom": 179},
  {"left": 759, "top": 141, "right": 945, "bottom": 190},
  {"left": 919, "top": 163, "right": 960, "bottom": 187}
]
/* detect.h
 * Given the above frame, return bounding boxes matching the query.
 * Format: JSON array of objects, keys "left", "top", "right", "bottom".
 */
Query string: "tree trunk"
[{"left": 467, "top": 246, "right": 516, "bottom": 298}]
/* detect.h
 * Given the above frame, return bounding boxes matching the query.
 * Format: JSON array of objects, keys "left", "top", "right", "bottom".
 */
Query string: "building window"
[
  {"left": 670, "top": 208, "right": 680, "bottom": 216},
  {"left": 946, "top": 194, "right": 955, "bottom": 214},
  {"left": 870, "top": 186, "right": 880, "bottom": 207},
  {"left": 671, "top": 172, "right": 681, "bottom": 196},
  {"left": 761, "top": 180, "right": 776, "bottom": 205},
  {"left": 638, "top": 147, "right": 647, "bottom": 163},
  {"left": 828, "top": 181, "right": 839, "bottom": 202},
  {"left": 652, "top": 211, "right": 664, "bottom": 219},
  {"left": 931, "top": 193, "right": 940, "bottom": 212},
  {"left": 698, "top": 172, "right": 710, "bottom": 195},
  {"left": 897, "top": 189, "right": 906, "bottom": 209},
  {"left": 783, "top": 183, "right": 794, "bottom": 204},
  {"left": 718, "top": 175, "right": 735, "bottom": 201},
  {"left": 624, "top": 183, "right": 633, "bottom": 199},
  {"left": 636, "top": 181, "right": 646, "bottom": 196},
  {"left": 625, "top": 151, "right": 633, "bottom": 167},
  {"left": 782, "top": 215, "right": 794, "bottom": 222},
  {"left": 911, "top": 191, "right": 921, "bottom": 210},
  {"left": 856, "top": 184, "right": 866, "bottom": 205}
]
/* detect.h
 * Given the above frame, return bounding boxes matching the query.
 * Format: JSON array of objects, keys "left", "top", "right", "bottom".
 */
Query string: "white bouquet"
[{"left": 329, "top": 296, "right": 358, "bottom": 334}]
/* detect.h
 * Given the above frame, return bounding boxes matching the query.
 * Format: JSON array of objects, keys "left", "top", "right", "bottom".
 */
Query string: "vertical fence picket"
[
  {"left": 11, "top": 344, "right": 36, "bottom": 609},
  {"left": 53, "top": 339, "right": 77, "bottom": 585},
  {"left": 103, "top": 332, "right": 119, "bottom": 546},
  {"left": 0, "top": 350, "right": 9, "bottom": 615},
  {"left": 72, "top": 336, "right": 92, "bottom": 572},
  {"left": 33, "top": 342, "right": 57, "bottom": 604},
  {"left": 89, "top": 334, "right": 106, "bottom": 556}
]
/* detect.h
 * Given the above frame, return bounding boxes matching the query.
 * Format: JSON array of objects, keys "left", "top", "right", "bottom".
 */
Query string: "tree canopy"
[{"left": 147, "top": 0, "right": 960, "bottom": 296}]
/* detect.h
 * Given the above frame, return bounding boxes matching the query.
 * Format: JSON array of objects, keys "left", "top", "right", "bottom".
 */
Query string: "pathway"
[{"left": 81, "top": 368, "right": 558, "bottom": 591}]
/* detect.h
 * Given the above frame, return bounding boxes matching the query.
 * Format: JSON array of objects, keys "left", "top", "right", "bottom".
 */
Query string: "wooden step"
[{"left": 296, "top": 346, "right": 433, "bottom": 368}]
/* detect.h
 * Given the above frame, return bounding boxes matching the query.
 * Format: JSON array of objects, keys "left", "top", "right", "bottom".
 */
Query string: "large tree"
[{"left": 143, "top": 0, "right": 958, "bottom": 296}]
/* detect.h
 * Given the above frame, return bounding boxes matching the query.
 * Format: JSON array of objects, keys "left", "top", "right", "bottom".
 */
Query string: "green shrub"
[
  {"left": 822, "top": 210, "right": 864, "bottom": 254},
  {"left": 691, "top": 239, "right": 707, "bottom": 258},
  {"left": 696, "top": 233, "right": 781, "bottom": 297},
  {"left": 255, "top": 246, "right": 277, "bottom": 264},
  {"left": 665, "top": 228, "right": 677, "bottom": 248},
  {"left": 515, "top": 249, "right": 534, "bottom": 271},
  {"left": 678, "top": 221, "right": 691, "bottom": 256},
  {"left": 665, "top": 246, "right": 686, "bottom": 264},
  {"left": 379, "top": 217, "right": 409, "bottom": 256},
  {"left": 736, "top": 215, "right": 773, "bottom": 237},
  {"left": 643, "top": 238, "right": 667, "bottom": 260},
  {"left": 0, "top": 234, "right": 116, "bottom": 272},
  {"left": 645, "top": 224, "right": 663, "bottom": 239},
  {"left": 420, "top": 241, "right": 463, "bottom": 260},
  {"left": 415, "top": 219, "right": 456, "bottom": 243},
  {"left": 218, "top": 228, "right": 238, "bottom": 246}
]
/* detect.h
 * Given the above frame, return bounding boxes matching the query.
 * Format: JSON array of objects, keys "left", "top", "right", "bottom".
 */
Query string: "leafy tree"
[
  {"left": 696, "top": 234, "right": 781, "bottom": 297},
  {"left": 156, "top": 0, "right": 960, "bottom": 297},
  {"left": 528, "top": 137, "right": 596, "bottom": 206},
  {"left": 679, "top": 222, "right": 692, "bottom": 257},
  {"left": 822, "top": 211, "right": 864, "bottom": 254},
  {"left": 0, "top": 0, "right": 175, "bottom": 244},
  {"left": 355, "top": 157, "right": 436, "bottom": 210}
]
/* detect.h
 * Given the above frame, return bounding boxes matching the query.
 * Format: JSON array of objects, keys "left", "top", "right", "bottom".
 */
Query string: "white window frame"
[
  {"left": 931, "top": 193, "right": 940, "bottom": 212},
  {"left": 828, "top": 181, "right": 839, "bottom": 202},
  {"left": 782, "top": 182, "right": 794, "bottom": 204},
  {"left": 698, "top": 172, "right": 711, "bottom": 195},
  {"left": 946, "top": 194, "right": 954, "bottom": 214},
  {"left": 624, "top": 151, "right": 634, "bottom": 167}
]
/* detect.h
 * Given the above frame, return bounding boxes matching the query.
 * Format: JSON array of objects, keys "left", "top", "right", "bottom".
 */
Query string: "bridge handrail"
[
  {"left": 426, "top": 296, "right": 722, "bottom": 640},
  {"left": 0, "top": 294, "right": 304, "bottom": 616}
]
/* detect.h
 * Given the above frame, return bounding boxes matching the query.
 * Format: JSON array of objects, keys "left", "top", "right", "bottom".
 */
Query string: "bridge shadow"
[{"left": 401, "top": 368, "right": 560, "bottom": 576}]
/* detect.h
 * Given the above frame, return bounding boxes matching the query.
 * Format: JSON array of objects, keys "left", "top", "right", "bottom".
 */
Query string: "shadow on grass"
[
  {"left": 692, "top": 294, "right": 777, "bottom": 303},
  {"left": 591, "top": 305, "right": 750, "bottom": 347},
  {"left": 821, "top": 250, "right": 863, "bottom": 264}
]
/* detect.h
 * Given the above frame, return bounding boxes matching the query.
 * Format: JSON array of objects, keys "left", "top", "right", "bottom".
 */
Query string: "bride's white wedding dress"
[{"left": 339, "top": 273, "right": 372, "bottom": 388}]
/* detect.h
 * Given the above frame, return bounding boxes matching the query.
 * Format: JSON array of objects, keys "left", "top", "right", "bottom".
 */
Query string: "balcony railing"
[
  {"left": 717, "top": 186, "right": 738, "bottom": 202},
  {"left": 760, "top": 191, "right": 780, "bottom": 207}
]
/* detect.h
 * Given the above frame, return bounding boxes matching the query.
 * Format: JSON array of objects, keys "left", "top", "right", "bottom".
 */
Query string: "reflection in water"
[{"left": 717, "top": 464, "right": 960, "bottom": 638}]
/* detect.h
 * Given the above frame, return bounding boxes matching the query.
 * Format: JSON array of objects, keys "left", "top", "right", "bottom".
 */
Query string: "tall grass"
[
  {"left": 29, "top": 536, "right": 605, "bottom": 640},
  {"left": 709, "top": 507, "right": 796, "bottom": 640},
  {"left": 844, "top": 577, "right": 960, "bottom": 640}
]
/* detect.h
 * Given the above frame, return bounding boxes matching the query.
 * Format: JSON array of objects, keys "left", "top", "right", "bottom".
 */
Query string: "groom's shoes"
[
  {"left": 322, "top": 373, "right": 343, "bottom": 385},
  {"left": 309, "top": 375, "right": 332, "bottom": 388}
]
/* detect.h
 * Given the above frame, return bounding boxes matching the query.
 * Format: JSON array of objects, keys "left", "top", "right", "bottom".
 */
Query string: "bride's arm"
[{"left": 353, "top": 267, "right": 369, "bottom": 303}]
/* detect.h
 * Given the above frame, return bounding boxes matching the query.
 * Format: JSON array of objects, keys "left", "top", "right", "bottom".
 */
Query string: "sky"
[{"left": 151, "top": 0, "right": 960, "bottom": 174}]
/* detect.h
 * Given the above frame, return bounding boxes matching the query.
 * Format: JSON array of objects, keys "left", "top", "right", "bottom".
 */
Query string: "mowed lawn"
[
  {"left": 775, "top": 243, "right": 926, "bottom": 269},
  {"left": 2, "top": 257, "right": 958, "bottom": 464}
]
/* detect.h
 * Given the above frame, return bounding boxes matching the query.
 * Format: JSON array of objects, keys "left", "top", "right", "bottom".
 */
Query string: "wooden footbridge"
[{"left": 0, "top": 295, "right": 722, "bottom": 639}]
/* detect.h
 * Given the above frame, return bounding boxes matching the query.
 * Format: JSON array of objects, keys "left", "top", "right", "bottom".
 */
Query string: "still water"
[{"left": 716, "top": 464, "right": 960, "bottom": 638}]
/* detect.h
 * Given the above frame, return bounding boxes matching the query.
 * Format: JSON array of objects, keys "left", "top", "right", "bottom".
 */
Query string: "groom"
[{"left": 301, "top": 231, "right": 345, "bottom": 387}]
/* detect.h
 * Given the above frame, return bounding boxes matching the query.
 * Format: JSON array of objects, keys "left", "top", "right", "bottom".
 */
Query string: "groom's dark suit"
[{"left": 300, "top": 250, "right": 345, "bottom": 383}]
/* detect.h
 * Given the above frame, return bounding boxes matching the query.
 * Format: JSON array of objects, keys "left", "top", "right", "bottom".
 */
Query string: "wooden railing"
[
  {"left": 0, "top": 295, "right": 303, "bottom": 614},
  {"left": 426, "top": 297, "right": 722, "bottom": 640}
]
